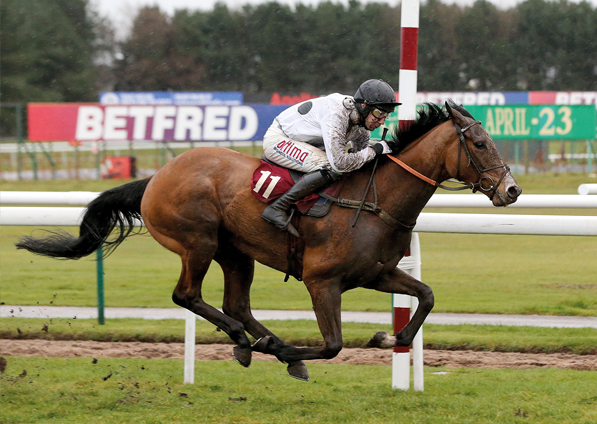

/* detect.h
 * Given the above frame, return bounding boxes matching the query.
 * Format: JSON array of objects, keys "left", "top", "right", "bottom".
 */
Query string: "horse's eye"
[{"left": 473, "top": 141, "right": 486, "bottom": 149}]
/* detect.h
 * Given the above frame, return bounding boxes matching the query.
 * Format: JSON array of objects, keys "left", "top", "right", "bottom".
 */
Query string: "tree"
[
  {"left": 112, "top": 7, "right": 173, "bottom": 90},
  {"left": 418, "top": 0, "right": 463, "bottom": 91},
  {"left": 0, "top": 0, "right": 103, "bottom": 135},
  {"left": 452, "top": 0, "right": 514, "bottom": 90}
]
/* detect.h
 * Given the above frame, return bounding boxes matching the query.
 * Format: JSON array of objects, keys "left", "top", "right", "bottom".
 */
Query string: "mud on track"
[{"left": 2, "top": 340, "right": 597, "bottom": 370}]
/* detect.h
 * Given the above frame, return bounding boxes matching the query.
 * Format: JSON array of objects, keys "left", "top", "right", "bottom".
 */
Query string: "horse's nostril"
[{"left": 508, "top": 185, "right": 522, "bottom": 199}]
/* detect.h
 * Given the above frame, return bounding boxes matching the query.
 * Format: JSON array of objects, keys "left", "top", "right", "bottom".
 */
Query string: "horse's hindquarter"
[
  {"left": 141, "top": 148, "right": 259, "bottom": 253},
  {"left": 141, "top": 147, "right": 293, "bottom": 270}
]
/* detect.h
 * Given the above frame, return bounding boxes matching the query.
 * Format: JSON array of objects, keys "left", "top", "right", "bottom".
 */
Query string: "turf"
[{"left": 1, "top": 357, "right": 597, "bottom": 424}]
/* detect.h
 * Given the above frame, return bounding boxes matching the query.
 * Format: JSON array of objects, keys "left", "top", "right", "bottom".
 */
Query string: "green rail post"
[
  {"left": 37, "top": 142, "right": 57, "bottom": 179},
  {"left": 15, "top": 104, "right": 39, "bottom": 180},
  {"left": 514, "top": 140, "right": 520, "bottom": 173},
  {"left": 96, "top": 245, "right": 105, "bottom": 325},
  {"left": 94, "top": 141, "right": 103, "bottom": 180},
  {"left": 13, "top": 103, "right": 23, "bottom": 179}
]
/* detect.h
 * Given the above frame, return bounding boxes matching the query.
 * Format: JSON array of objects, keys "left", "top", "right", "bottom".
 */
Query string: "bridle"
[{"left": 388, "top": 119, "right": 510, "bottom": 199}]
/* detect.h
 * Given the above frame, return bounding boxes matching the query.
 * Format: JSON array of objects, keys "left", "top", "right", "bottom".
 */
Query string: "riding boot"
[{"left": 261, "top": 168, "right": 341, "bottom": 237}]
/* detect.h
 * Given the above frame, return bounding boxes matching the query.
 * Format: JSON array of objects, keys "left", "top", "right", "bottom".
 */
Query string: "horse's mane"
[{"left": 389, "top": 102, "right": 473, "bottom": 154}]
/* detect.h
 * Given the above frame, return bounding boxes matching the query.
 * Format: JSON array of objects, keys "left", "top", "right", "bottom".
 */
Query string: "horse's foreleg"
[
  {"left": 366, "top": 267, "right": 434, "bottom": 348},
  {"left": 217, "top": 250, "right": 309, "bottom": 380}
]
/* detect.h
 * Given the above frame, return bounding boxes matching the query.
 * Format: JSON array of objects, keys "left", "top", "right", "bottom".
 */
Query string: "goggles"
[{"left": 370, "top": 108, "right": 389, "bottom": 120}]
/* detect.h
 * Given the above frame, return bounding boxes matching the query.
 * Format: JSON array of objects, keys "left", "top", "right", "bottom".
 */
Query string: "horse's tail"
[{"left": 16, "top": 177, "right": 152, "bottom": 260}]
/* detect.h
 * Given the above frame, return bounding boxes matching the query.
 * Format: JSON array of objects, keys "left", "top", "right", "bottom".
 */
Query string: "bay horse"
[{"left": 17, "top": 102, "right": 521, "bottom": 381}]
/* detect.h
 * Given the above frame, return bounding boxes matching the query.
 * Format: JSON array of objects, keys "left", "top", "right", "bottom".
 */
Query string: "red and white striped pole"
[
  {"left": 398, "top": 0, "right": 419, "bottom": 129},
  {"left": 392, "top": 235, "right": 423, "bottom": 391},
  {"left": 392, "top": 0, "right": 424, "bottom": 392}
]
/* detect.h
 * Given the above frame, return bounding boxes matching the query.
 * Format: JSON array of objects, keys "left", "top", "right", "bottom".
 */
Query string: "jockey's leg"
[
  {"left": 261, "top": 168, "right": 341, "bottom": 237},
  {"left": 261, "top": 123, "right": 341, "bottom": 236}
]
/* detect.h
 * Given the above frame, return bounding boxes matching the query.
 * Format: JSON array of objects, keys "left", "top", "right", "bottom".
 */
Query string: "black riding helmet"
[{"left": 354, "top": 79, "right": 401, "bottom": 118}]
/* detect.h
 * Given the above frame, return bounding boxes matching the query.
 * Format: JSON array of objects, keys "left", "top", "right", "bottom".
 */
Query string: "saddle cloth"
[{"left": 250, "top": 160, "right": 342, "bottom": 217}]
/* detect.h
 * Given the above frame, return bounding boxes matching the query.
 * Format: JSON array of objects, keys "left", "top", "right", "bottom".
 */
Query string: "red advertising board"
[
  {"left": 529, "top": 91, "right": 597, "bottom": 105},
  {"left": 28, "top": 103, "right": 84, "bottom": 142},
  {"left": 27, "top": 103, "right": 282, "bottom": 142}
]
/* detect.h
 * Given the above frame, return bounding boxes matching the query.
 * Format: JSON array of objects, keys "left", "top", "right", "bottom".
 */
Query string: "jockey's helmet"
[{"left": 354, "top": 79, "right": 401, "bottom": 118}]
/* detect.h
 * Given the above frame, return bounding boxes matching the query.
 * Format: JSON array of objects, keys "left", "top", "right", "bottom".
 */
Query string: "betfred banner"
[{"left": 28, "top": 103, "right": 286, "bottom": 142}]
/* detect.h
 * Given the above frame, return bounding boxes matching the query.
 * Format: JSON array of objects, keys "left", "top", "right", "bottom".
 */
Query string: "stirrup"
[
  {"left": 262, "top": 206, "right": 299, "bottom": 237},
  {"left": 282, "top": 208, "right": 299, "bottom": 237}
]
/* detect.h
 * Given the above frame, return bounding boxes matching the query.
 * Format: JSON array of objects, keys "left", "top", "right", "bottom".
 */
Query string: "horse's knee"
[{"left": 321, "top": 341, "right": 342, "bottom": 359}]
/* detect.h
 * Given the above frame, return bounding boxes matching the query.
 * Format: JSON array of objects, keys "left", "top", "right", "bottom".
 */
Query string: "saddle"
[{"left": 250, "top": 159, "right": 344, "bottom": 218}]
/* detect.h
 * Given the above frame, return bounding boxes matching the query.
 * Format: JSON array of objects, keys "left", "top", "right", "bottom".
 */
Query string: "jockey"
[{"left": 261, "top": 79, "right": 401, "bottom": 236}]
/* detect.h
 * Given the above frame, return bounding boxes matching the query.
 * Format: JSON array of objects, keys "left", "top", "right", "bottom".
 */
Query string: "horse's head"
[{"left": 444, "top": 101, "right": 521, "bottom": 206}]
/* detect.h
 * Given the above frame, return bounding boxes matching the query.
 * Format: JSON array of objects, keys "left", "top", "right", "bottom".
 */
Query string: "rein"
[{"left": 389, "top": 120, "right": 510, "bottom": 198}]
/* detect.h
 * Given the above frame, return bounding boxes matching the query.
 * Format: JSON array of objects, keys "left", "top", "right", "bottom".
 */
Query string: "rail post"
[
  {"left": 395, "top": 0, "right": 422, "bottom": 391},
  {"left": 184, "top": 310, "right": 197, "bottom": 384},
  {"left": 96, "top": 245, "right": 105, "bottom": 325}
]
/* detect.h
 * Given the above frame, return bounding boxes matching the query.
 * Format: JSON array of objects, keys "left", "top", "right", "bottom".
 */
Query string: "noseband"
[{"left": 388, "top": 120, "right": 510, "bottom": 199}]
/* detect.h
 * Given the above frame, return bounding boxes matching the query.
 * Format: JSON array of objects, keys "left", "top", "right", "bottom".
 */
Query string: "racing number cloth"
[{"left": 251, "top": 161, "right": 320, "bottom": 212}]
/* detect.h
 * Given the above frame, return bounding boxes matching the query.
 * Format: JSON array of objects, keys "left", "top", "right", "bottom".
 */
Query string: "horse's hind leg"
[
  {"left": 171, "top": 245, "right": 253, "bottom": 367},
  {"left": 365, "top": 267, "right": 434, "bottom": 348},
  {"left": 216, "top": 249, "right": 309, "bottom": 380}
]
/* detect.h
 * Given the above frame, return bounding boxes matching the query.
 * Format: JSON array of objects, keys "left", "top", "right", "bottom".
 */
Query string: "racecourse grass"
[
  {"left": 1, "top": 318, "right": 596, "bottom": 354},
  {"left": 1, "top": 356, "right": 597, "bottom": 424},
  {"left": 2, "top": 227, "right": 596, "bottom": 316}
]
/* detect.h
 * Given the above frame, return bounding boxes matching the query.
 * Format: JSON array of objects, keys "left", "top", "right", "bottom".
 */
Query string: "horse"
[{"left": 16, "top": 102, "right": 521, "bottom": 381}]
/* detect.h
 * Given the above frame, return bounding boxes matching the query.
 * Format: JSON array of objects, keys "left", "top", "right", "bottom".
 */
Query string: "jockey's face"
[{"left": 362, "top": 104, "right": 387, "bottom": 131}]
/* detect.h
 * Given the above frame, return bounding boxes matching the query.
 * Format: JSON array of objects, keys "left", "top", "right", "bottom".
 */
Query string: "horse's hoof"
[
  {"left": 252, "top": 336, "right": 271, "bottom": 353},
  {"left": 287, "top": 361, "right": 309, "bottom": 381},
  {"left": 366, "top": 331, "right": 396, "bottom": 349},
  {"left": 233, "top": 345, "right": 252, "bottom": 367}
]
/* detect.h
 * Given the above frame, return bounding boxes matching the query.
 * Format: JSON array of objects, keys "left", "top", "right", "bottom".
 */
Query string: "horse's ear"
[
  {"left": 445, "top": 100, "right": 465, "bottom": 125},
  {"left": 445, "top": 101, "right": 453, "bottom": 117}
]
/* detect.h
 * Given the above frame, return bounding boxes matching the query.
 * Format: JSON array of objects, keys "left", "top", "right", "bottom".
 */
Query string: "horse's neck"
[{"left": 376, "top": 123, "right": 454, "bottom": 224}]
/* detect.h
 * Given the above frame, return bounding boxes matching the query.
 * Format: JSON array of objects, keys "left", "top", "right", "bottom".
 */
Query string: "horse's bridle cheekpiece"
[
  {"left": 389, "top": 119, "right": 510, "bottom": 200},
  {"left": 453, "top": 120, "right": 510, "bottom": 198}
]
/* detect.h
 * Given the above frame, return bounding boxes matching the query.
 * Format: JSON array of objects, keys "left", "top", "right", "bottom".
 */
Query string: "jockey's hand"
[{"left": 372, "top": 140, "right": 393, "bottom": 156}]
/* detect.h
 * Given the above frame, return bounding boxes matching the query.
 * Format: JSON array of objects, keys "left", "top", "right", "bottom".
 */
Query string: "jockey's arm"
[{"left": 321, "top": 110, "right": 377, "bottom": 173}]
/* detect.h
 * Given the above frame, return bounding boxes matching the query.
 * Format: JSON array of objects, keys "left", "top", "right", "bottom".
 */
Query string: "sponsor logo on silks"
[{"left": 273, "top": 140, "right": 313, "bottom": 167}]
